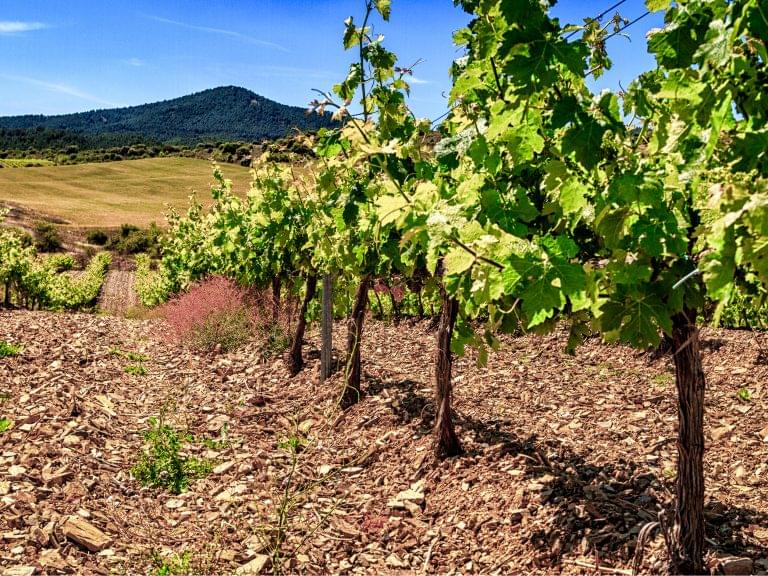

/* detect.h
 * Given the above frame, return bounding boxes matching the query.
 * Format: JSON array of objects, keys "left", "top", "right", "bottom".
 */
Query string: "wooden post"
[{"left": 320, "top": 274, "right": 333, "bottom": 381}]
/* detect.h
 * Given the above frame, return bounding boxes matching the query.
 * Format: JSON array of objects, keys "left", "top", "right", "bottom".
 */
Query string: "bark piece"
[
  {"left": 719, "top": 557, "right": 753, "bottom": 575},
  {"left": 61, "top": 515, "right": 111, "bottom": 552},
  {"left": 235, "top": 555, "right": 270, "bottom": 575}
]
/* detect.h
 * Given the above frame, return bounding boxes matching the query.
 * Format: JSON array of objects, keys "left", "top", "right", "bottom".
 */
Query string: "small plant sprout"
[{"left": 737, "top": 388, "right": 752, "bottom": 402}]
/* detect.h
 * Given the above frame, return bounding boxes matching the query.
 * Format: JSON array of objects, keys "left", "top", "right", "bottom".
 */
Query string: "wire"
[{"left": 564, "top": 0, "right": 630, "bottom": 39}]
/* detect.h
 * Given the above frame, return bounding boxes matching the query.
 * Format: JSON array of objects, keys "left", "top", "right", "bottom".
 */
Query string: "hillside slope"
[
  {"left": 0, "top": 157, "right": 252, "bottom": 227},
  {"left": 0, "top": 86, "right": 336, "bottom": 148}
]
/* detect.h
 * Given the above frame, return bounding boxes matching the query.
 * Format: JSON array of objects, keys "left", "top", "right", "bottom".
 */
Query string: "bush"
[
  {"left": 160, "top": 276, "right": 254, "bottom": 352},
  {"left": 86, "top": 229, "right": 109, "bottom": 246},
  {"left": 107, "top": 223, "right": 161, "bottom": 256},
  {"left": 34, "top": 222, "right": 62, "bottom": 252}
]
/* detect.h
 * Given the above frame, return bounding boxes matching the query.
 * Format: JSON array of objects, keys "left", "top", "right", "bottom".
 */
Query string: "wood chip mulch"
[{"left": 1, "top": 310, "right": 767, "bottom": 575}]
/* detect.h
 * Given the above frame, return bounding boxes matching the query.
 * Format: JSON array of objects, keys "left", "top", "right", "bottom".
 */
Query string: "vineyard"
[{"left": 2, "top": 0, "right": 768, "bottom": 574}]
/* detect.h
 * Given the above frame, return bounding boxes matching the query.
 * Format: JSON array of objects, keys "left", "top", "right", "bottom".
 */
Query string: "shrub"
[
  {"left": 160, "top": 276, "right": 253, "bottom": 352},
  {"left": 34, "top": 222, "right": 62, "bottom": 252},
  {"left": 86, "top": 229, "right": 109, "bottom": 246},
  {"left": 107, "top": 223, "right": 161, "bottom": 256}
]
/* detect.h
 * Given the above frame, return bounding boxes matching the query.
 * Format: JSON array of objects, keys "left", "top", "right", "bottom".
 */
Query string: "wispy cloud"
[
  {"left": 0, "top": 21, "right": 49, "bottom": 34},
  {"left": 408, "top": 76, "right": 430, "bottom": 85},
  {"left": 0, "top": 74, "right": 120, "bottom": 107},
  {"left": 143, "top": 14, "right": 289, "bottom": 52},
  {"left": 124, "top": 57, "right": 145, "bottom": 67}
]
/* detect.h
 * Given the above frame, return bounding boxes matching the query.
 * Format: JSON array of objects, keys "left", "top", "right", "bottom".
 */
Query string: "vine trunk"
[
  {"left": 670, "top": 309, "right": 706, "bottom": 574},
  {"left": 286, "top": 274, "right": 318, "bottom": 376},
  {"left": 434, "top": 285, "right": 462, "bottom": 458},
  {"left": 340, "top": 275, "right": 370, "bottom": 409}
]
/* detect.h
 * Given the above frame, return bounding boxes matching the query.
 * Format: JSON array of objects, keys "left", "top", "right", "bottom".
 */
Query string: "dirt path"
[
  {"left": 98, "top": 270, "right": 138, "bottom": 316},
  {"left": 1, "top": 312, "right": 767, "bottom": 574}
]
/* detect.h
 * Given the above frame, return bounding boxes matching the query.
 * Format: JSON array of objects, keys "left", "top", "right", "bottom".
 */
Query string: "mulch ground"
[{"left": 1, "top": 310, "right": 767, "bottom": 575}]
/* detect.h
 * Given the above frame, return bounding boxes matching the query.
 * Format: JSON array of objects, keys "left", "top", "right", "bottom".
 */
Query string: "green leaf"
[
  {"left": 599, "top": 294, "right": 672, "bottom": 348},
  {"left": 645, "top": 0, "right": 671, "bottom": 12},
  {"left": 444, "top": 247, "right": 475, "bottom": 275},
  {"left": 374, "top": 0, "right": 391, "bottom": 20},
  {"left": 376, "top": 194, "right": 408, "bottom": 226},
  {"left": 596, "top": 206, "right": 631, "bottom": 249}
]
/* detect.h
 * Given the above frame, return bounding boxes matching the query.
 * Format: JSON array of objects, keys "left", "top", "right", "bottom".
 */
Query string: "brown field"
[{"left": 0, "top": 157, "right": 252, "bottom": 228}]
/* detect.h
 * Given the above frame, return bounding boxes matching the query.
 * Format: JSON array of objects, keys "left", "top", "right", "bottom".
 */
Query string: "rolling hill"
[{"left": 0, "top": 86, "right": 336, "bottom": 149}]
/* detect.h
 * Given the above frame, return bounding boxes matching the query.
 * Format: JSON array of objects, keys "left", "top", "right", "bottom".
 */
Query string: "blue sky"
[{"left": 0, "top": 1, "right": 664, "bottom": 120}]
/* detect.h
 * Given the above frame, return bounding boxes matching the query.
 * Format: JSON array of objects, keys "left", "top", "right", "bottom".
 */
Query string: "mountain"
[{"left": 0, "top": 86, "right": 337, "bottom": 149}]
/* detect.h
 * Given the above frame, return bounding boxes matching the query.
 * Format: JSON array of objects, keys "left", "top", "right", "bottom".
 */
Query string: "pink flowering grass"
[
  {"left": 160, "top": 276, "right": 254, "bottom": 353},
  {"left": 160, "top": 276, "right": 295, "bottom": 355}
]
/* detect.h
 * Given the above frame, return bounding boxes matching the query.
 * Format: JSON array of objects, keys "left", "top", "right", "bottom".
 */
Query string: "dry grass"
[{"left": 0, "top": 157, "right": 252, "bottom": 227}]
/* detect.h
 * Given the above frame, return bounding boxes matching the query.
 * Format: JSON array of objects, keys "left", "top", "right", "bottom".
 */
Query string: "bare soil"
[{"left": 1, "top": 310, "right": 767, "bottom": 575}]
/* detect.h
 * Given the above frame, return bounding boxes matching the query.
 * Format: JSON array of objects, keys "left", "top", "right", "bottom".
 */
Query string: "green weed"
[
  {"left": 132, "top": 415, "right": 212, "bottom": 494},
  {"left": 110, "top": 347, "right": 150, "bottom": 362},
  {"left": 198, "top": 424, "right": 229, "bottom": 450},
  {"left": 737, "top": 388, "right": 752, "bottom": 402},
  {"left": 0, "top": 341, "right": 22, "bottom": 358},
  {"left": 0, "top": 418, "right": 12, "bottom": 434},
  {"left": 151, "top": 550, "right": 193, "bottom": 576},
  {"left": 653, "top": 373, "right": 673, "bottom": 387},
  {"left": 125, "top": 363, "right": 148, "bottom": 376}
]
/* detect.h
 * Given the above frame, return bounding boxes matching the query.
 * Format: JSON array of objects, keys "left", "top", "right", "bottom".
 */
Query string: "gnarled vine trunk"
[
  {"left": 340, "top": 275, "right": 370, "bottom": 409},
  {"left": 286, "top": 274, "right": 317, "bottom": 376},
  {"left": 669, "top": 309, "right": 706, "bottom": 575},
  {"left": 434, "top": 283, "right": 462, "bottom": 458}
]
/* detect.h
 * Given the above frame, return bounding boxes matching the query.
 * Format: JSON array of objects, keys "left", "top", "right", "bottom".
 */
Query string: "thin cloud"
[
  {"left": 0, "top": 21, "right": 49, "bottom": 34},
  {"left": 408, "top": 76, "right": 430, "bottom": 85},
  {"left": 143, "top": 14, "right": 289, "bottom": 52},
  {"left": 124, "top": 57, "right": 145, "bottom": 67},
  {"left": 0, "top": 74, "right": 120, "bottom": 108}
]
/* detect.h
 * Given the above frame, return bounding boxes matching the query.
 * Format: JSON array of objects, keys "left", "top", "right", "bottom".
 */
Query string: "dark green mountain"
[{"left": 0, "top": 86, "right": 336, "bottom": 149}]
